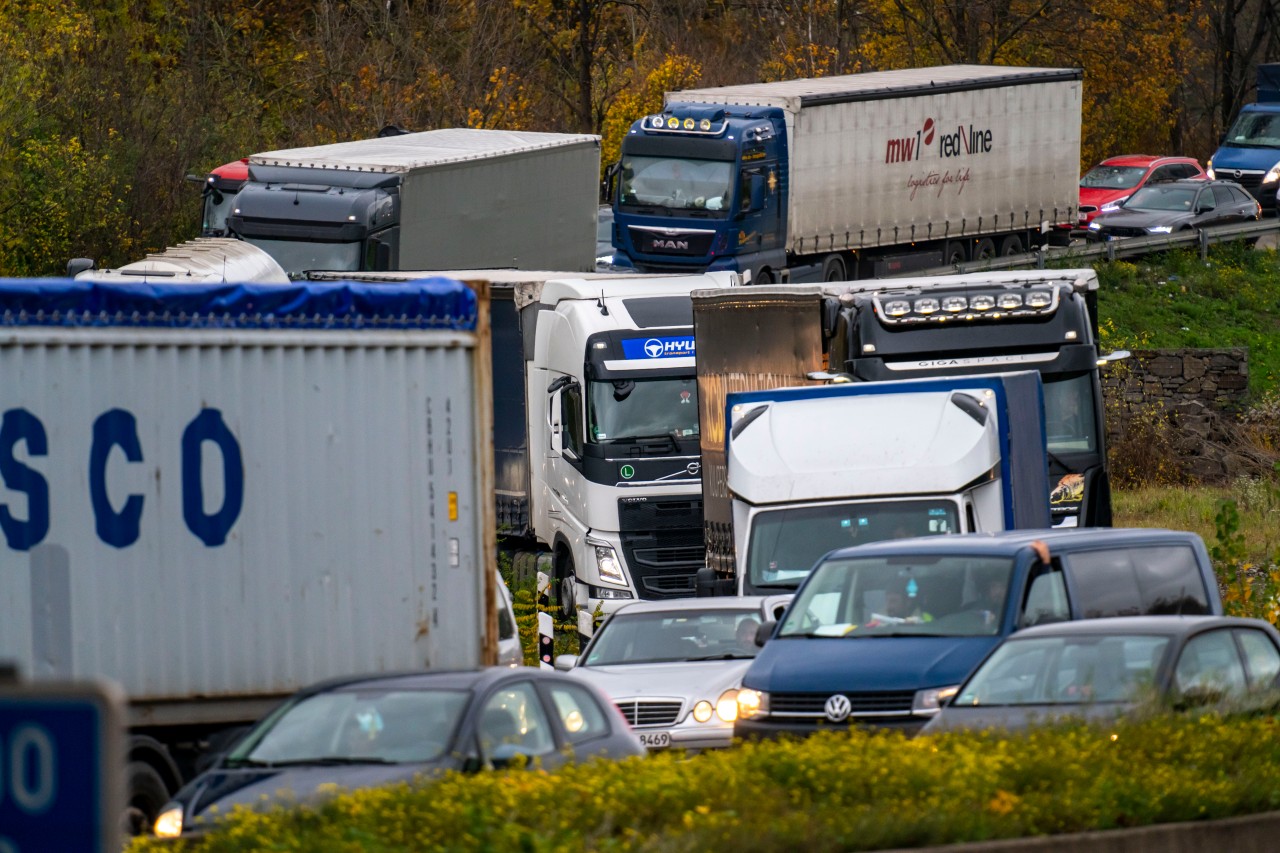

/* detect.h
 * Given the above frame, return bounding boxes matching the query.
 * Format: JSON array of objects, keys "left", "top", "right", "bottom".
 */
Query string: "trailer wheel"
[
  {"left": 999, "top": 235, "right": 1023, "bottom": 256},
  {"left": 973, "top": 238, "right": 996, "bottom": 260},
  {"left": 944, "top": 242, "right": 966, "bottom": 266},
  {"left": 555, "top": 550, "right": 578, "bottom": 621},
  {"left": 821, "top": 255, "right": 846, "bottom": 281},
  {"left": 126, "top": 761, "right": 171, "bottom": 835}
]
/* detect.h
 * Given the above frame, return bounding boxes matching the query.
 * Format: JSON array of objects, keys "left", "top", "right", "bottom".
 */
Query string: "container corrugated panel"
[
  {"left": 398, "top": 141, "right": 601, "bottom": 272},
  {"left": 671, "top": 66, "right": 1082, "bottom": 253},
  {"left": 250, "top": 128, "right": 600, "bottom": 173},
  {"left": 0, "top": 279, "right": 495, "bottom": 704}
]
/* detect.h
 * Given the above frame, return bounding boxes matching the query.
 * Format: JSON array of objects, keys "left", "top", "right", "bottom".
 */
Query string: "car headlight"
[
  {"left": 589, "top": 541, "right": 626, "bottom": 586},
  {"left": 1099, "top": 196, "right": 1128, "bottom": 212},
  {"left": 692, "top": 700, "right": 714, "bottom": 723},
  {"left": 1088, "top": 221, "right": 1102, "bottom": 231},
  {"left": 736, "top": 688, "right": 769, "bottom": 719},
  {"left": 912, "top": 685, "right": 959, "bottom": 716},
  {"left": 716, "top": 690, "right": 740, "bottom": 722},
  {"left": 153, "top": 804, "right": 184, "bottom": 838},
  {"left": 1264, "top": 160, "right": 1280, "bottom": 184},
  {"left": 1146, "top": 225, "right": 1174, "bottom": 234}
]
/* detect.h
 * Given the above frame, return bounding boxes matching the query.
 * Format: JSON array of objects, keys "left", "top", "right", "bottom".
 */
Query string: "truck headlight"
[
  {"left": 154, "top": 804, "right": 184, "bottom": 838},
  {"left": 1099, "top": 196, "right": 1128, "bottom": 212},
  {"left": 737, "top": 688, "right": 769, "bottom": 719},
  {"left": 1264, "top": 160, "right": 1280, "bottom": 184},
  {"left": 1146, "top": 225, "right": 1173, "bottom": 234},
  {"left": 912, "top": 685, "right": 959, "bottom": 716},
  {"left": 592, "top": 543, "right": 626, "bottom": 585}
]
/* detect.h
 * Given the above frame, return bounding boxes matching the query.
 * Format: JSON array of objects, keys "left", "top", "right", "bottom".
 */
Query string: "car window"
[
  {"left": 1147, "top": 166, "right": 1176, "bottom": 183},
  {"left": 1196, "top": 189, "right": 1216, "bottom": 211},
  {"left": 1063, "top": 545, "right": 1210, "bottom": 618},
  {"left": 1212, "top": 186, "right": 1236, "bottom": 207},
  {"left": 1175, "top": 630, "right": 1247, "bottom": 698},
  {"left": 478, "top": 682, "right": 556, "bottom": 760},
  {"left": 1020, "top": 564, "right": 1069, "bottom": 627},
  {"left": 1230, "top": 185, "right": 1254, "bottom": 204},
  {"left": 1235, "top": 628, "right": 1280, "bottom": 688},
  {"left": 545, "top": 681, "right": 611, "bottom": 745},
  {"left": 1173, "top": 164, "right": 1200, "bottom": 179}
]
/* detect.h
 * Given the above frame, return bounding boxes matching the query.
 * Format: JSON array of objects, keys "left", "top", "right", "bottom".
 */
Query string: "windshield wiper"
[
  {"left": 687, "top": 653, "right": 756, "bottom": 661},
  {"left": 259, "top": 756, "right": 398, "bottom": 767},
  {"left": 221, "top": 758, "right": 276, "bottom": 769}
]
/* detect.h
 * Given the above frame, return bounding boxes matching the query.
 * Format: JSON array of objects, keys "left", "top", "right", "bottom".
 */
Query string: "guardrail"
[{"left": 892, "top": 217, "right": 1280, "bottom": 278}]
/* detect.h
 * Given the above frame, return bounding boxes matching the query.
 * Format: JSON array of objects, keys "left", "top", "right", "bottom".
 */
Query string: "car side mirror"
[
  {"left": 553, "top": 654, "right": 578, "bottom": 671},
  {"left": 754, "top": 620, "right": 776, "bottom": 647}
]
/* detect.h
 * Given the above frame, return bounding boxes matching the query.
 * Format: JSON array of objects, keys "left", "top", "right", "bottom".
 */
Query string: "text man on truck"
[{"left": 609, "top": 65, "right": 1081, "bottom": 282}]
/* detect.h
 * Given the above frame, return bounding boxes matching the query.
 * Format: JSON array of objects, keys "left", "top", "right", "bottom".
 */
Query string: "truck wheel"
[
  {"left": 555, "top": 551, "right": 578, "bottom": 621},
  {"left": 821, "top": 255, "right": 846, "bottom": 281},
  {"left": 973, "top": 238, "right": 996, "bottom": 260},
  {"left": 944, "top": 242, "right": 966, "bottom": 266},
  {"left": 999, "top": 235, "right": 1023, "bottom": 256},
  {"left": 126, "top": 761, "right": 171, "bottom": 835},
  {"left": 753, "top": 268, "right": 775, "bottom": 284}
]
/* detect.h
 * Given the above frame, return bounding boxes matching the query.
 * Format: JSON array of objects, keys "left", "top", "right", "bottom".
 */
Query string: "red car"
[{"left": 1077, "top": 155, "right": 1207, "bottom": 225}]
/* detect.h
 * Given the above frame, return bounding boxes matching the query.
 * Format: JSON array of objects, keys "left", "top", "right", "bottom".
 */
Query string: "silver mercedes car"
[{"left": 556, "top": 596, "right": 788, "bottom": 751}]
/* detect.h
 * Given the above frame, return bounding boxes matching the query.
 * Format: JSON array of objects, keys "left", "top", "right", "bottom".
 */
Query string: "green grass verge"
[{"left": 129, "top": 711, "right": 1280, "bottom": 852}]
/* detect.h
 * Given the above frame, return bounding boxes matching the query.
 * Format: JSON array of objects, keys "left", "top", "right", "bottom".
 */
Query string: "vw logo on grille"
[
  {"left": 686, "top": 461, "right": 701, "bottom": 476},
  {"left": 824, "top": 694, "right": 852, "bottom": 722}
]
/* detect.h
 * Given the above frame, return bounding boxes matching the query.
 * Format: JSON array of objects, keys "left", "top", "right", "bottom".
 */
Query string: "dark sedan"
[
  {"left": 1087, "top": 178, "right": 1260, "bottom": 239},
  {"left": 153, "top": 667, "right": 643, "bottom": 838},
  {"left": 922, "top": 616, "right": 1280, "bottom": 734}
]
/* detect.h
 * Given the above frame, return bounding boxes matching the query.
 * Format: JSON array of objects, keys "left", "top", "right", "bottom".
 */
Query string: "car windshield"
[
  {"left": 584, "top": 609, "right": 765, "bottom": 665},
  {"left": 1123, "top": 185, "right": 1197, "bottom": 212},
  {"left": 1043, "top": 372, "right": 1098, "bottom": 454},
  {"left": 1224, "top": 112, "right": 1280, "bottom": 147},
  {"left": 589, "top": 376, "right": 699, "bottom": 442},
  {"left": 953, "top": 634, "right": 1170, "bottom": 706},
  {"left": 1080, "top": 165, "right": 1146, "bottom": 190},
  {"left": 779, "top": 555, "right": 1015, "bottom": 638},
  {"left": 745, "top": 500, "right": 960, "bottom": 592},
  {"left": 228, "top": 688, "right": 469, "bottom": 765},
  {"left": 619, "top": 155, "right": 734, "bottom": 212}
]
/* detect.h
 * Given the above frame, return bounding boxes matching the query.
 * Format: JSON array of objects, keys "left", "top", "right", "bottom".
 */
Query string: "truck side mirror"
[
  {"left": 66, "top": 258, "right": 96, "bottom": 277},
  {"left": 602, "top": 162, "right": 620, "bottom": 203}
]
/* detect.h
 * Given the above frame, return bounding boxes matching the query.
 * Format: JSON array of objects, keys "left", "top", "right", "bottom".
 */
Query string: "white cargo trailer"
[
  {"left": 610, "top": 65, "right": 1082, "bottom": 281},
  {"left": 229, "top": 128, "right": 602, "bottom": 275},
  {"left": 0, "top": 277, "right": 496, "bottom": 822}
]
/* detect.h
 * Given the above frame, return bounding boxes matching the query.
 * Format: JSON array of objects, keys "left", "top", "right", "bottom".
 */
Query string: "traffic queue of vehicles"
[{"left": 14, "top": 61, "right": 1268, "bottom": 839}]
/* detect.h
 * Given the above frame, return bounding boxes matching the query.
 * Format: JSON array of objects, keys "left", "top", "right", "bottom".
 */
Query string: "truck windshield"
[
  {"left": 1224, "top": 112, "right": 1280, "bottom": 147},
  {"left": 1043, "top": 373, "right": 1098, "bottom": 453},
  {"left": 589, "top": 376, "right": 698, "bottom": 442},
  {"left": 778, "top": 554, "right": 1015, "bottom": 639},
  {"left": 619, "top": 156, "right": 734, "bottom": 212},
  {"left": 246, "top": 238, "right": 361, "bottom": 277},
  {"left": 745, "top": 500, "right": 960, "bottom": 593}
]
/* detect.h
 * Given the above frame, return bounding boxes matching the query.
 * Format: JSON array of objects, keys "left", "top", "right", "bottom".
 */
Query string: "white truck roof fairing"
[
  {"left": 691, "top": 269, "right": 1097, "bottom": 303},
  {"left": 250, "top": 128, "right": 600, "bottom": 174},
  {"left": 727, "top": 387, "right": 1000, "bottom": 506},
  {"left": 74, "top": 239, "right": 290, "bottom": 285}
]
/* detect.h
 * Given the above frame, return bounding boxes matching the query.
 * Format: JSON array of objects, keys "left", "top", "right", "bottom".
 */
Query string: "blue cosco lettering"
[
  {"left": 182, "top": 409, "right": 244, "bottom": 547},
  {"left": 0, "top": 409, "right": 50, "bottom": 551},
  {"left": 89, "top": 409, "right": 145, "bottom": 548}
]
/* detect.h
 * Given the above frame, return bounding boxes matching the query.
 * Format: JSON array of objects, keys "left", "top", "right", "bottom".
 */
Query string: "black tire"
[
  {"left": 973, "top": 238, "right": 996, "bottom": 260},
  {"left": 753, "top": 268, "right": 775, "bottom": 284},
  {"left": 944, "top": 242, "right": 966, "bottom": 266},
  {"left": 126, "top": 761, "right": 171, "bottom": 836},
  {"left": 555, "top": 550, "right": 577, "bottom": 621},
  {"left": 821, "top": 254, "right": 846, "bottom": 281},
  {"left": 999, "top": 235, "right": 1024, "bottom": 256}
]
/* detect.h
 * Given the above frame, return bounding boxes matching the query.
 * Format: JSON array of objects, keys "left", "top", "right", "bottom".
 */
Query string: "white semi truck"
[{"left": 715, "top": 373, "right": 1051, "bottom": 597}]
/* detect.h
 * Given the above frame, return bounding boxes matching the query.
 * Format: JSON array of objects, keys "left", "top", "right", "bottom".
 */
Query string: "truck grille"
[
  {"left": 618, "top": 496, "right": 705, "bottom": 598},
  {"left": 616, "top": 700, "right": 683, "bottom": 727},
  {"left": 629, "top": 227, "right": 715, "bottom": 257},
  {"left": 770, "top": 691, "right": 916, "bottom": 718}
]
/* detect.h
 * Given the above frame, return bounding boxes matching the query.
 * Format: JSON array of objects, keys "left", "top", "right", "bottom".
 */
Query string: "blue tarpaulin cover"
[{"left": 0, "top": 278, "right": 477, "bottom": 331}]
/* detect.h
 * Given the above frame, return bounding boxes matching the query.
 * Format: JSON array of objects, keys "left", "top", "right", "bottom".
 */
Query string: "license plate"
[{"left": 637, "top": 731, "right": 671, "bottom": 749}]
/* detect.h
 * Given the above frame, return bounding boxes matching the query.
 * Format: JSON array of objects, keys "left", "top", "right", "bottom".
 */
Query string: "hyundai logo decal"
[
  {"left": 644, "top": 338, "right": 665, "bottom": 358},
  {"left": 824, "top": 694, "right": 852, "bottom": 723}
]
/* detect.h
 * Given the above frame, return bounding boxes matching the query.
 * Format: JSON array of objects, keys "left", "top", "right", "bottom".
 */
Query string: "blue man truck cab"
[{"left": 610, "top": 66, "right": 1082, "bottom": 282}]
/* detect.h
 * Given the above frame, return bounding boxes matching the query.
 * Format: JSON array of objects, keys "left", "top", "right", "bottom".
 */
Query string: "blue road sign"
[{"left": 0, "top": 683, "right": 122, "bottom": 853}]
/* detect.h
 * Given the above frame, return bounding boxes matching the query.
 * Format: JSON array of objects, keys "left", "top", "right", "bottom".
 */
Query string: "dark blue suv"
[{"left": 734, "top": 528, "right": 1222, "bottom": 738}]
